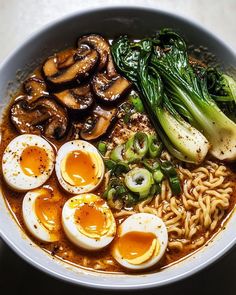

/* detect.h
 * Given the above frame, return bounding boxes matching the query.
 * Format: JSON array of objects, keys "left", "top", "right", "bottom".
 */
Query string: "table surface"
[{"left": 0, "top": 0, "right": 235, "bottom": 294}]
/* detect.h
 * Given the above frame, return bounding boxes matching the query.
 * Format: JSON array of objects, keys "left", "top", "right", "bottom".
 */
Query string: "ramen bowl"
[{"left": 0, "top": 6, "right": 235, "bottom": 290}]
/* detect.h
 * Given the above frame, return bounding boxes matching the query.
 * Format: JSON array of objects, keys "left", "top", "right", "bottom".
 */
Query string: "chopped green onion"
[
  {"left": 129, "top": 94, "right": 144, "bottom": 113},
  {"left": 160, "top": 161, "right": 181, "bottom": 195},
  {"left": 104, "top": 159, "right": 116, "bottom": 171},
  {"left": 104, "top": 159, "right": 129, "bottom": 176},
  {"left": 103, "top": 178, "right": 137, "bottom": 208},
  {"left": 133, "top": 132, "right": 149, "bottom": 157},
  {"left": 125, "top": 132, "right": 149, "bottom": 162},
  {"left": 106, "top": 188, "right": 123, "bottom": 210},
  {"left": 113, "top": 162, "right": 130, "bottom": 176},
  {"left": 124, "top": 137, "right": 136, "bottom": 162},
  {"left": 149, "top": 184, "right": 159, "bottom": 196},
  {"left": 124, "top": 193, "right": 138, "bottom": 207},
  {"left": 110, "top": 144, "right": 125, "bottom": 162},
  {"left": 97, "top": 141, "right": 107, "bottom": 156},
  {"left": 142, "top": 159, "right": 160, "bottom": 172},
  {"left": 148, "top": 134, "right": 163, "bottom": 158},
  {"left": 153, "top": 169, "right": 164, "bottom": 183},
  {"left": 125, "top": 167, "right": 154, "bottom": 198}
]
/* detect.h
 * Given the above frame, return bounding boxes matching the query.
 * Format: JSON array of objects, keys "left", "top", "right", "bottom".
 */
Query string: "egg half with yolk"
[
  {"left": 112, "top": 213, "right": 168, "bottom": 270},
  {"left": 55, "top": 140, "right": 104, "bottom": 194},
  {"left": 2, "top": 134, "right": 55, "bottom": 191},
  {"left": 22, "top": 187, "right": 62, "bottom": 242},
  {"left": 62, "top": 194, "right": 116, "bottom": 250}
]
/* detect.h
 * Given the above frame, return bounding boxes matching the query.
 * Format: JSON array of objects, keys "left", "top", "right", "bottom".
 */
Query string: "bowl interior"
[{"left": 0, "top": 6, "right": 235, "bottom": 290}]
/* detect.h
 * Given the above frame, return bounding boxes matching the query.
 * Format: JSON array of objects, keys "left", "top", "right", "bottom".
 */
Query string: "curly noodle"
[{"left": 114, "top": 161, "right": 234, "bottom": 255}]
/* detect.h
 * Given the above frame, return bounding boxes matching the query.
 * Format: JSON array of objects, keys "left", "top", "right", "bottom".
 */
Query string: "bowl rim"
[{"left": 0, "top": 4, "right": 235, "bottom": 290}]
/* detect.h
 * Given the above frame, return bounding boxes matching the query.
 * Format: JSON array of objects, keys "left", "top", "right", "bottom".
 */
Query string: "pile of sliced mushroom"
[{"left": 10, "top": 34, "right": 131, "bottom": 141}]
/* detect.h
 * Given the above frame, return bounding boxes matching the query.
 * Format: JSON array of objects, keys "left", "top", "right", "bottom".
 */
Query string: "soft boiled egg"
[
  {"left": 62, "top": 194, "right": 116, "bottom": 250},
  {"left": 2, "top": 134, "right": 55, "bottom": 191},
  {"left": 112, "top": 213, "right": 168, "bottom": 270},
  {"left": 55, "top": 140, "right": 104, "bottom": 194},
  {"left": 22, "top": 186, "right": 62, "bottom": 242}
]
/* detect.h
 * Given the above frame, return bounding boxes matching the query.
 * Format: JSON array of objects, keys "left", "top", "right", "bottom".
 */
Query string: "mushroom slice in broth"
[
  {"left": 10, "top": 96, "right": 68, "bottom": 139},
  {"left": 23, "top": 77, "right": 48, "bottom": 102},
  {"left": 92, "top": 73, "right": 131, "bottom": 104},
  {"left": 80, "top": 105, "right": 117, "bottom": 141},
  {"left": 54, "top": 84, "right": 94, "bottom": 113},
  {"left": 77, "top": 34, "right": 110, "bottom": 72},
  {"left": 43, "top": 46, "right": 99, "bottom": 85}
]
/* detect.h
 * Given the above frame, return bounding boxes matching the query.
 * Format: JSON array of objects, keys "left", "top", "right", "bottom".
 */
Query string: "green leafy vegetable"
[
  {"left": 207, "top": 68, "right": 236, "bottom": 122},
  {"left": 151, "top": 29, "right": 236, "bottom": 161},
  {"left": 112, "top": 36, "right": 210, "bottom": 164}
]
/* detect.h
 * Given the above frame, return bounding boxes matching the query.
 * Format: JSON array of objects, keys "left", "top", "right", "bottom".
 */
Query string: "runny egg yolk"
[
  {"left": 117, "top": 231, "right": 157, "bottom": 260},
  {"left": 75, "top": 204, "right": 106, "bottom": 235},
  {"left": 62, "top": 150, "right": 96, "bottom": 186},
  {"left": 35, "top": 188, "right": 61, "bottom": 233},
  {"left": 20, "top": 146, "right": 48, "bottom": 177}
]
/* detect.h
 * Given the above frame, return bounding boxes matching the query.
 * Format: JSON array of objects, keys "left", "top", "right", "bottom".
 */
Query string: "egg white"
[
  {"left": 62, "top": 194, "right": 116, "bottom": 250},
  {"left": 2, "top": 134, "right": 55, "bottom": 191},
  {"left": 112, "top": 213, "right": 168, "bottom": 270},
  {"left": 55, "top": 140, "right": 104, "bottom": 194},
  {"left": 22, "top": 189, "right": 60, "bottom": 242}
]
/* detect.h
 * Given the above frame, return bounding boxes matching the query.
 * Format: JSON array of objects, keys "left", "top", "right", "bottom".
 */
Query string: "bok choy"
[
  {"left": 151, "top": 29, "right": 236, "bottom": 161},
  {"left": 206, "top": 68, "right": 236, "bottom": 122},
  {"left": 112, "top": 30, "right": 236, "bottom": 162},
  {"left": 112, "top": 37, "right": 209, "bottom": 164}
]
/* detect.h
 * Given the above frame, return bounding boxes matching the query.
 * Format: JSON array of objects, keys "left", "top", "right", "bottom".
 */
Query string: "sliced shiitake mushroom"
[
  {"left": 42, "top": 45, "right": 98, "bottom": 85},
  {"left": 11, "top": 96, "right": 68, "bottom": 139},
  {"left": 43, "top": 48, "right": 77, "bottom": 77},
  {"left": 92, "top": 73, "right": 131, "bottom": 104},
  {"left": 53, "top": 84, "right": 94, "bottom": 112},
  {"left": 77, "top": 34, "right": 112, "bottom": 72},
  {"left": 23, "top": 77, "right": 48, "bottom": 102},
  {"left": 80, "top": 105, "right": 117, "bottom": 141}
]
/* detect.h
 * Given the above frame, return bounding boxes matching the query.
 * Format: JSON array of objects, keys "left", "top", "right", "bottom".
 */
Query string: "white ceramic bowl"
[{"left": 0, "top": 6, "right": 235, "bottom": 290}]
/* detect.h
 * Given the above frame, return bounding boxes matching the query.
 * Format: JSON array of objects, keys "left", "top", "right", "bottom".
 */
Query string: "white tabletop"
[
  {"left": 0, "top": 1, "right": 235, "bottom": 294},
  {"left": 0, "top": 0, "right": 235, "bottom": 63}
]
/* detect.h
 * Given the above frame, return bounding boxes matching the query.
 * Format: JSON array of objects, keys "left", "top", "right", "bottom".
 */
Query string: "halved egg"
[
  {"left": 22, "top": 187, "right": 62, "bottom": 242},
  {"left": 2, "top": 134, "right": 55, "bottom": 191},
  {"left": 112, "top": 213, "right": 168, "bottom": 270},
  {"left": 55, "top": 140, "right": 104, "bottom": 194},
  {"left": 62, "top": 194, "right": 116, "bottom": 250}
]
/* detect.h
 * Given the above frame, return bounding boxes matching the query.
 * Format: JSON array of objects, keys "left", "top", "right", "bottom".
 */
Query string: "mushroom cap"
[
  {"left": 42, "top": 46, "right": 99, "bottom": 85},
  {"left": 80, "top": 105, "right": 117, "bottom": 141},
  {"left": 53, "top": 84, "right": 94, "bottom": 113},
  {"left": 10, "top": 96, "right": 68, "bottom": 140},
  {"left": 92, "top": 73, "right": 131, "bottom": 104}
]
